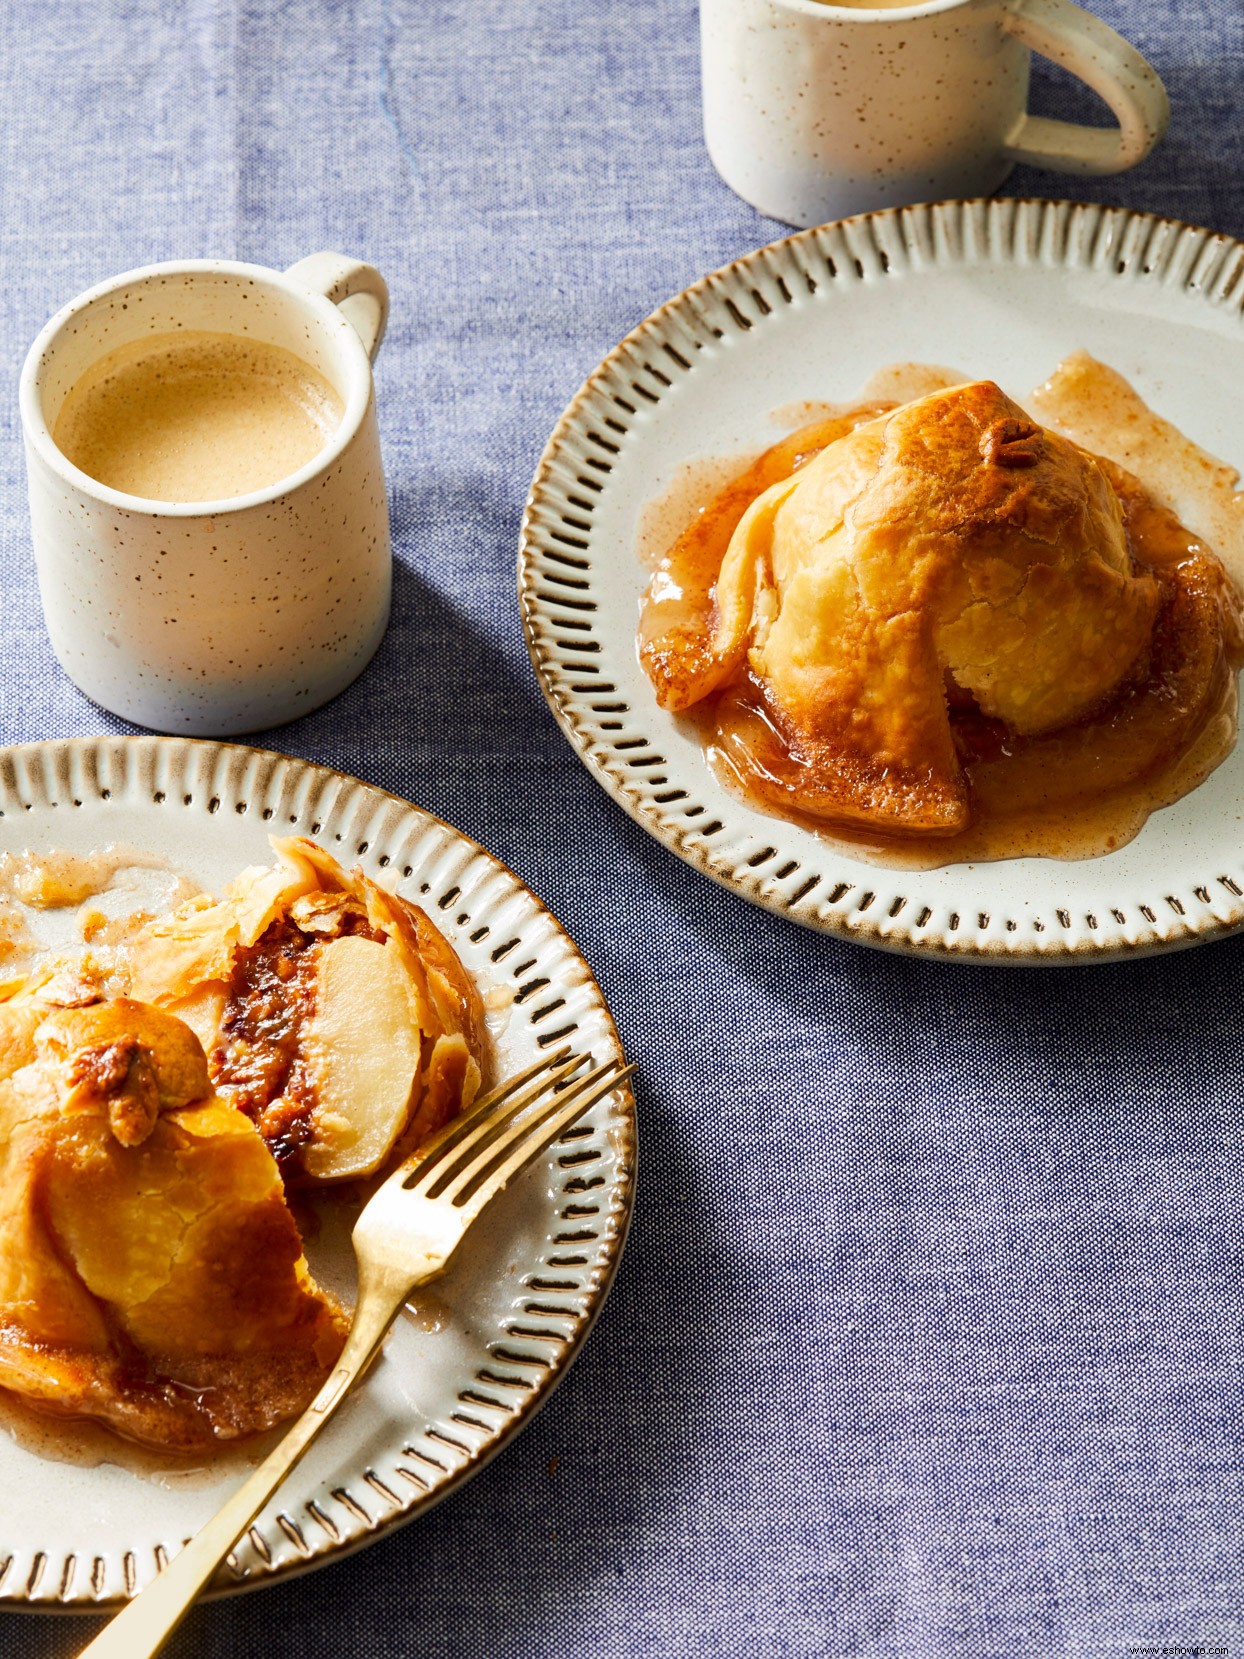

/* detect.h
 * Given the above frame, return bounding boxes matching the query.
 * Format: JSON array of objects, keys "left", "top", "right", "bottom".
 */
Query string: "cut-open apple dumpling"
[
  {"left": 640, "top": 377, "right": 1244, "bottom": 857},
  {"left": 0, "top": 996, "right": 347, "bottom": 1448},
  {"left": 127, "top": 837, "right": 487, "bottom": 1182},
  {"left": 0, "top": 838, "right": 488, "bottom": 1449}
]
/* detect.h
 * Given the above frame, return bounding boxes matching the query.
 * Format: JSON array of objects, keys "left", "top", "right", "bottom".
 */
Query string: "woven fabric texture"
[{"left": 2, "top": 2, "right": 1243, "bottom": 1656}]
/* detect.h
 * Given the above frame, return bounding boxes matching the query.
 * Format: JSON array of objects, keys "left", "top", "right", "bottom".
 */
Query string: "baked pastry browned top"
[
  {"left": 0, "top": 998, "right": 346, "bottom": 1449},
  {"left": 645, "top": 379, "right": 1239, "bottom": 839}
]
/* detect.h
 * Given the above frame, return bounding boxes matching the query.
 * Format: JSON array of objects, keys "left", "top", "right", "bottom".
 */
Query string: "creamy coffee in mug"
[
  {"left": 52, "top": 331, "right": 344, "bottom": 503},
  {"left": 20, "top": 254, "right": 391, "bottom": 735}
]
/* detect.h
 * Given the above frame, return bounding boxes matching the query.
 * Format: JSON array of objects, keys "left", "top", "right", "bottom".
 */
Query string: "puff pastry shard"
[
  {"left": 668, "top": 381, "right": 1168, "bottom": 834},
  {"left": 0, "top": 998, "right": 346, "bottom": 1448}
]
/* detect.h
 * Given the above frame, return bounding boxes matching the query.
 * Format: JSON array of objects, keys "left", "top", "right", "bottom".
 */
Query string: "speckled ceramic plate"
[
  {"left": 520, "top": 198, "right": 1244, "bottom": 963},
  {"left": 0, "top": 737, "right": 634, "bottom": 1609}
]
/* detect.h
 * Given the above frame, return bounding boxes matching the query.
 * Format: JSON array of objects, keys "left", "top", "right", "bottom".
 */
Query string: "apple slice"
[{"left": 299, "top": 934, "right": 423, "bottom": 1181}]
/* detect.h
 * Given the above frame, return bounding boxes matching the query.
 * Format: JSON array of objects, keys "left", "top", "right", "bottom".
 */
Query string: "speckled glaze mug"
[
  {"left": 19, "top": 253, "right": 391, "bottom": 735},
  {"left": 701, "top": 0, "right": 1170, "bottom": 227}
]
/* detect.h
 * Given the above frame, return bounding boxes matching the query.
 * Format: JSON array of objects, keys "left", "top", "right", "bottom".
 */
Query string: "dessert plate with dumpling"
[
  {"left": 0, "top": 738, "right": 634, "bottom": 1607},
  {"left": 520, "top": 199, "right": 1244, "bottom": 961}
]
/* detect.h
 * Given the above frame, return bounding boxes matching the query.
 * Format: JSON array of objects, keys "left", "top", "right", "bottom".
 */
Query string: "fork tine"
[
  {"left": 471, "top": 1044, "right": 575, "bottom": 1116},
  {"left": 435, "top": 1058, "right": 634, "bottom": 1211},
  {"left": 422, "top": 1054, "right": 623, "bottom": 1203},
  {"left": 399, "top": 1050, "right": 589, "bottom": 1194},
  {"left": 382, "top": 1045, "right": 581, "bottom": 1192}
]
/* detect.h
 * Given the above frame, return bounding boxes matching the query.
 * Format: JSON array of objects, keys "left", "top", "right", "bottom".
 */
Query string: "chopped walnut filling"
[
  {"left": 979, "top": 415, "right": 1044, "bottom": 469},
  {"left": 65, "top": 1034, "right": 160, "bottom": 1146}
]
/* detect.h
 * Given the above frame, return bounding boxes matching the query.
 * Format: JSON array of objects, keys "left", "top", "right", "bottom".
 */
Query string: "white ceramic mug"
[
  {"left": 700, "top": 0, "right": 1170, "bottom": 227},
  {"left": 19, "top": 253, "right": 391, "bottom": 735}
]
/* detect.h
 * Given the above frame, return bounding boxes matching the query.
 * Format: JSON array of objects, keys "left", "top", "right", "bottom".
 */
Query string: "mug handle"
[
  {"left": 1001, "top": 0, "right": 1170, "bottom": 176},
  {"left": 284, "top": 253, "right": 389, "bottom": 361}
]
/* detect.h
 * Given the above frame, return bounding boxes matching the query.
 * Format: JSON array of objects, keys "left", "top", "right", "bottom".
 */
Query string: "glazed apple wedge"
[
  {"left": 298, "top": 932, "right": 424, "bottom": 1180},
  {"left": 124, "top": 837, "right": 487, "bottom": 1184}
]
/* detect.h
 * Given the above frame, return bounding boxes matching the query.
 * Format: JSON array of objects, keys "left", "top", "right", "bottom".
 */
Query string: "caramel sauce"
[
  {"left": 0, "top": 1381, "right": 283, "bottom": 1483},
  {"left": 402, "top": 1288, "right": 451, "bottom": 1335},
  {"left": 1031, "top": 351, "right": 1244, "bottom": 599},
  {"left": 640, "top": 358, "right": 1244, "bottom": 867},
  {"left": 0, "top": 847, "right": 196, "bottom": 987},
  {"left": 0, "top": 845, "right": 169, "bottom": 910}
]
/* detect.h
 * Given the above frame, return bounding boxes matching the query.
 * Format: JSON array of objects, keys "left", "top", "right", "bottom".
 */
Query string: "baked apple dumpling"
[
  {"left": 0, "top": 996, "right": 346, "bottom": 1449},
  {"left": 642, "top": 379, "right": 1244, "bottom": 844}
]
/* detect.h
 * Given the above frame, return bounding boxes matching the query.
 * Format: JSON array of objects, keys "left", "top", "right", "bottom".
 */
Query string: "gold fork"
[{"left": 77, "top": 1046, "right": 633, "bottom": 1659}]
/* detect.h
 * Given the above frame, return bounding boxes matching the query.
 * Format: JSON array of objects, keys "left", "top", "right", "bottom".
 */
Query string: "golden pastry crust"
[
  {"left": 655, "top": 381, "right": 1175, "bottom": 834},
  {"left": 0, "top": 1000, "right": 345, "bottom": 1449}
]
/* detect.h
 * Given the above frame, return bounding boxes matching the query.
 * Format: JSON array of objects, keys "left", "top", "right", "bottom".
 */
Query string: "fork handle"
[{"left": 76, "top": 1268, "right": 411, "bottom": 1659}]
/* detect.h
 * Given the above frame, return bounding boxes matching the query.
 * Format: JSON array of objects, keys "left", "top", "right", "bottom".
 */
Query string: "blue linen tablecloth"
[{"left": 3, "top": 3, "right": 1244, "bottom": 1655}]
